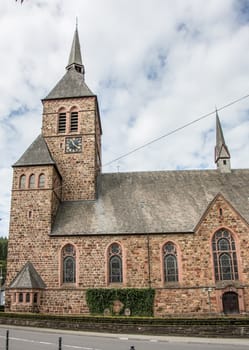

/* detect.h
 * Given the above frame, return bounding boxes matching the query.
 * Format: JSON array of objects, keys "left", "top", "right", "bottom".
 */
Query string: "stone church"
[{"left": 5, "top": 28, "right": 249, "bottom": 316}]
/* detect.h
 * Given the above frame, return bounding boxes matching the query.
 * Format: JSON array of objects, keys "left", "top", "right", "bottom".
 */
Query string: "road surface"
[{"left": 0, "top": 325, "right": 249, "bottom": 350}]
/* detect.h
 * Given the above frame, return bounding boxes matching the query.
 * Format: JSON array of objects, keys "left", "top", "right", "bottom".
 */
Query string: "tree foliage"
[{"left": 0, "top": 238, "right": 8, "bottom": 285}]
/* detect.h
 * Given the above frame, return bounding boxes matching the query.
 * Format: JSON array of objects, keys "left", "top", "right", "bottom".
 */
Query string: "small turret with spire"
[
  {"left": 215, "top": 111, "right": 231, "bottom": 173},
  {"left": 66, "top": 25, "right": 85, "bottom": 77}
]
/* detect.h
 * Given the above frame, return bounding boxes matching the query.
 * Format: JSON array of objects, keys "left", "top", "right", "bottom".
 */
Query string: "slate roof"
[
  {"left": 44, "top": 67, "right": 94, "bottom": 100},
  {"left": 215, "top": 112, "right": 230, "bottom": 161},
  {"left": 9, "top": 262, "right": 46, "bottom": 289},
  {"left": 51, "top": 169, "right": 249, "bottom": 236},
  {"left": 66, "top": 27, "right": 83, "bottom": 69},
  {"left": 44, "top": 28, "right": 94, "bottom": 100},
  {"left": 13, "top": 134, "right": 55, "bottom": 167}
]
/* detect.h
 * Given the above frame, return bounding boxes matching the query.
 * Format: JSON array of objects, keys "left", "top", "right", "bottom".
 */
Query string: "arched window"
[
  {"left": 29, "top": 174, "right": 35, "bottom": 188},
  {"left": 70, "top": 109, "right": 78, "bottom": 132},
  {"left": 212, "top": 229, "right": 238, "bottom": 281},
  {"left": 58, "top": 109, "right": 66, "bottom": 133},
  {"left": 163, "top": 242, "right": 178, "bottom": 282},
  {"left": 62, "top": 244, "right": 76, "bottom": 283},
  {"left": 19, "top": 174, "right": 26, "bottom": 189},
  {"left": 38, "top": 173, "right": 45, "bottom": 188},
  {"left": 108, "top": 243, "right": 122, "bottom": 283}
]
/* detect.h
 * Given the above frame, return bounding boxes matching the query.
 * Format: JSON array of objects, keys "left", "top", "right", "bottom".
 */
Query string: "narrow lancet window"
[
  {"left": 62, "top": 244, "right": 76, "bottom": 283},
  {"left": 163, "top": 242, "right": 179, "bottom": 282},
  {"left": 29, "top": 174, "right": 35, "bottom": 189},
  {"left": 108, "top": 243, "right": 123, "bottom": 283},
  {"left": 19, "top": 174, "right": 26, "bottom": 189},
  {"left": 38, "top": 174, "right": 45, "bottom": 188}
]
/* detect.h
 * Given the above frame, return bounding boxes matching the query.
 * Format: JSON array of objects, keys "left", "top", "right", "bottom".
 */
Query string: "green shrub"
[{"left": 86, "top": 288, "right": 155, "bottom": 316}]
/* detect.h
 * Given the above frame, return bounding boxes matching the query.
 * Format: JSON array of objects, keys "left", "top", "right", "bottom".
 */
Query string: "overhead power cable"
[{"left": 103, "top": 93, "right": 249, "bottom": 168}]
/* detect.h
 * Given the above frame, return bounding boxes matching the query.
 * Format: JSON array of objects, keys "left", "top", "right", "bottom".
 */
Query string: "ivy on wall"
[{"left": 86, "top": 288, "right": 155, "bottom": 316}]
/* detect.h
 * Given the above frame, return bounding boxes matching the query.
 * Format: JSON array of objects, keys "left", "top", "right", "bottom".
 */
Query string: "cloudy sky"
[{"left": 0, "top": 0, "right": 249, "bottom": 236}]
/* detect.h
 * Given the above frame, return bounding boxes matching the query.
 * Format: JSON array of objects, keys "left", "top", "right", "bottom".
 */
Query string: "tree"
[{"left": 0, "top": 238, "right": 8, "bottom": 285}]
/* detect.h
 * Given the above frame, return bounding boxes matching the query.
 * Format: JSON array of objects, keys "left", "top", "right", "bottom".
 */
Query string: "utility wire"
[{"left": 103, "top": 93, "right": 249, "bottom": 168}]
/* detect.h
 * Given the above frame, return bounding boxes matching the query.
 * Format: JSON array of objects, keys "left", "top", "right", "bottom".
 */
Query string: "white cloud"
[{"left": 0, "top": 0, "right": 249, "bottom": 236}]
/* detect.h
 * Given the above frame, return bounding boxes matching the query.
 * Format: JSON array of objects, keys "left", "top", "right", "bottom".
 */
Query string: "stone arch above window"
[
  {"left": 58, "top": 107, "right": 67, "bottom": 133},
  {"left": 163, "top": 242, "right": 179, "bottom": 283},
  {"left": 19, "top": 174, "right": 26, "bottom": 189},
  {"left": 70, "top": 107, "right": 78, "bottom": 132},
  {"left": 108, "top": 242, "right": 123, "bottom": 283},
  {"left": 62, "top": 244, "right": 76, "bottom": 284},
  {"left": 28, "top": 174, "right": 35, "bottom": 189},
  {"left": 38, "top": 173, "right": 45, "bottom": 188},
  {"left": 212, "top": 228, "right": 238, "bottom": 281}
]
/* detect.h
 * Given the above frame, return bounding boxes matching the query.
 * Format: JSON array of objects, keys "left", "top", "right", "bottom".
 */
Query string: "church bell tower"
[{"left": 42, "top": 27, "right": 102, "bottom": 201}]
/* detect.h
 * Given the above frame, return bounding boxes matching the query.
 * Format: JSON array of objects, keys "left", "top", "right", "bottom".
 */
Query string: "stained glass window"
[
  {"left": 108, "top": 243, "right": 122, "bottom": 283},
  {"left": 163, "top": 242, "right": 178, "bottom": 282},
  {"left": 62, "top": 244, "right": 76, "bottom": 283},
  {"left": 212, "top": 229, "right": 238, "bottom": 281}
]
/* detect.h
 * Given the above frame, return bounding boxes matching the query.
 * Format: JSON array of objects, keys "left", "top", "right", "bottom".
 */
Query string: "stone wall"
[
  {"left": 1, "top": 314, "right": 249, "bottom": 338},
  {"left": 42, "top": 96, "right": 101, "bottom": 201},
  {"left": 6, "top": 189, "right": 249, "bottom": 316}
]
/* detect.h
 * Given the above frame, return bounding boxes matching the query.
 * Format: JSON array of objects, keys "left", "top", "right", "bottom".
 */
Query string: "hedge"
[{"left": 86, "top": 288, "right": 155, "bottom": 316}]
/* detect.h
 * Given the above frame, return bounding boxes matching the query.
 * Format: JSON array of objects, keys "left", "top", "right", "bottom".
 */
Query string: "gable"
[{"left": 195, "top": 192, "right": 249, "bottom": 232}]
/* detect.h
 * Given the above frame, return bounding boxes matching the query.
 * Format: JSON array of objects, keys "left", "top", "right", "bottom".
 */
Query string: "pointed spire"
[
  {"left": 215, "top": 110, "right": 231, "bottom": 173},
  {"left": 216, "top": 110, "right": 226, "bottom": 149},
  {"left": 44, "top": 25, "right": 94, "bottom": 100},
  {"left": 66, "top": 25, "right": 85, "bottom": 76}
]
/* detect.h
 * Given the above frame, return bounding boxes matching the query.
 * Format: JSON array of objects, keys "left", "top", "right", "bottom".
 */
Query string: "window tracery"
[
  {"left": 62, "top": 244, "right": 76, "bottom": 284},
  {"left": 212, "top": 229, "right": 238, "bottom": 281},
  {"left": 108, "top": 243, "right": 123, "bottom": 283},
  {"left": 163, "top": 242, "right": 178, "bottom": 282}
]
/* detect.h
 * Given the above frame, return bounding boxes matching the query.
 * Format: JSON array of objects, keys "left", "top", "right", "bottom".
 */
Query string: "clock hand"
[{"left": 71, "top": 139, "right": 80, "bottom": 149}]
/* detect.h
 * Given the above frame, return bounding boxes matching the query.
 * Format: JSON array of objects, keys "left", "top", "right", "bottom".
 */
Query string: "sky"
[{"left": 0, "top": 0, "right": 249, "bottom": 237}]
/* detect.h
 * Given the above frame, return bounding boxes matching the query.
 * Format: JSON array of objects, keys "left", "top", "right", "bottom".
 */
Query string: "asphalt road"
[{"left": 0, "top": 326, "right": 249, "bottom": 350}]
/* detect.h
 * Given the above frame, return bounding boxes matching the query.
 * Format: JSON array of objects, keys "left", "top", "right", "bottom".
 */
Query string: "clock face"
[{"left": 65, "top": 137, "right": 82, "bottom": 153}]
